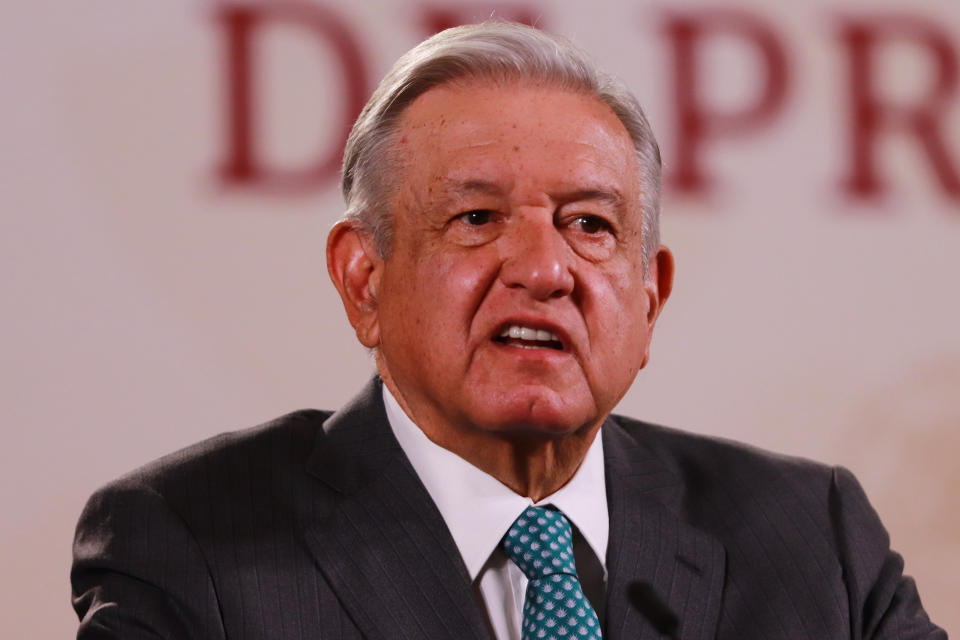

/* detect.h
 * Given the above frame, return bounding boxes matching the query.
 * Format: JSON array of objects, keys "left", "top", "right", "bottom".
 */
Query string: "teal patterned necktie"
[{"left": 502, "top": 507, "right": 603, "bottom": 640}]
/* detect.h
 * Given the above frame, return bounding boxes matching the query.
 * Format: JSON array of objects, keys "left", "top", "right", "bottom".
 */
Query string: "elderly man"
[{"left": 72, "top": 23, "right": 943, "bottom": 640}]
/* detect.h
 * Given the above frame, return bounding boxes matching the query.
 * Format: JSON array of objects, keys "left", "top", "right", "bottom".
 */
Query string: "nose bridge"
[{"left": 499, "top": 210, "right": 574, "bottom": 299}]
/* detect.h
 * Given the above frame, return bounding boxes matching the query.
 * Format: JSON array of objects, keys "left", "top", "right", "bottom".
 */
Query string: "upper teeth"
[{"left": 499, "top": 325, "right": 559, "bottom": 342}]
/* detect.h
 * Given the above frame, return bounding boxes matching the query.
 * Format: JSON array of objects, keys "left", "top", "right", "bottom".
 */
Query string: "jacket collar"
[
  {"left": 602, "top": 417, "right": 726, "bottom": 640},
  {"left": 303, "top": 377, "right": 492, "bottom": 640},
  {"left": 302, "top": 379, "right": 725, "bottom": 640}
]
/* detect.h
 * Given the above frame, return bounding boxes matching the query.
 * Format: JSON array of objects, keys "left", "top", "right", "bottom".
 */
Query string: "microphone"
[{"left": 627, "top": 581, "right": 679, "bottom": 639}]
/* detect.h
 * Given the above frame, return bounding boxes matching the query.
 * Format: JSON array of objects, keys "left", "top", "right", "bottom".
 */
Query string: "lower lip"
[{"left": 491, "top": 340, "right": 571, "bottom": 360}]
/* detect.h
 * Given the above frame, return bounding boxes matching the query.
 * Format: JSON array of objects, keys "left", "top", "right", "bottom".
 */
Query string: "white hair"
[{"left": 340, "top": 22, "right": 662, "bottom": 271}]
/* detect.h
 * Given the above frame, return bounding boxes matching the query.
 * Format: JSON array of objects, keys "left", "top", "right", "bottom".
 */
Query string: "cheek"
[
  {"left": 411, "top": 250, "right": 501, "bottom": 335},
  {"left": 583, "top": 268, "right": 651, "bottom": 355}
]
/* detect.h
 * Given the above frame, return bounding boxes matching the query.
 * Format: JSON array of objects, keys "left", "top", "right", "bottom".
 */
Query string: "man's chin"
[{"left": 464, "top": 391, "right": 600, "bottom": 440}]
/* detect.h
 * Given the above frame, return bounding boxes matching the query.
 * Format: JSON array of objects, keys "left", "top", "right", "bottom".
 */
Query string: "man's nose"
[{"left": 498, "top": 220, "right": 575, "bottom": 300}]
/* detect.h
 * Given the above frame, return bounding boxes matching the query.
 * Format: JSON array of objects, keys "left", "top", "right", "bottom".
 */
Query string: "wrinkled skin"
[{"left": 328, "top": 79, "right": 673, "bottom": 498}]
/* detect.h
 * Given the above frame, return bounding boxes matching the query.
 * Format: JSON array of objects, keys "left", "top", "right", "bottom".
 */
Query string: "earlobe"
[{"left": 326, "top": 220, "right": 383, "bottom": 348}]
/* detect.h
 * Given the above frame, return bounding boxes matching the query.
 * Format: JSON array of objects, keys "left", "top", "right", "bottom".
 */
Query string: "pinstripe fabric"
[
  {"left": 602, "top": 416, "right": 945, "bottom": 640},
  {"left": 72, "top": 378, "right": 945, "bottom": 639},
  {"left": 303, "top": 391, "right": 488, "bottom": 640}
]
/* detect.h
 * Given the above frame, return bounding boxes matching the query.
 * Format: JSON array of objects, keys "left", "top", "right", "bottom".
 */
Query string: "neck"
[
  {"left": 381, "top": 376, "right": 601, "bottom": 502},
  {"left": 481, "top": 429, "right": 601, "bottom": 501}
]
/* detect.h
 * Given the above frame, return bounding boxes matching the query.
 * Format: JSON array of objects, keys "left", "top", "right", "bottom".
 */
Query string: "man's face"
[{"left": 369, "top": 79, "right": 668, "bottom": 441}]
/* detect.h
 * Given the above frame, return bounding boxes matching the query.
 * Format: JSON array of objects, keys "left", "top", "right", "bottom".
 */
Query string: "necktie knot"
[{"left": 503, "top": 507, "right": 578, "bottom": 580}]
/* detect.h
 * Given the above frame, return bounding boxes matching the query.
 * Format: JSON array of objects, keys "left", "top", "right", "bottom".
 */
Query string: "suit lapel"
[
  {"left": 302, "top": 379, "right": 490, "bottom": 640},
  {"left": 602, "top": 420, "right": 726, "bottom": 640}
]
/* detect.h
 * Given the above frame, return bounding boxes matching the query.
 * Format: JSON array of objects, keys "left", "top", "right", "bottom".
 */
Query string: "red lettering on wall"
[
  {"left": 215, "top": 2, "right": 369, "bottom": 191},
  {"left": 663, "top": 10, "right": 790, "bottom": 195},
  {"left": 839, "top": 15, "right": 960, "bottom": 202},
  {"left": 420, "top": 5, "right": 542, "bottom": 35}
]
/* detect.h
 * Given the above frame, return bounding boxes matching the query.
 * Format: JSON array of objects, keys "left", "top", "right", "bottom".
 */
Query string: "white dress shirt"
[{"left": 382, "top": 386, "right": 609, "bottom": 640}]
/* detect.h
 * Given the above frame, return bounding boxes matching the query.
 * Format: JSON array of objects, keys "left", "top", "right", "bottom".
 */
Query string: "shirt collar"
[{"left": 382, "top": 384, "right": 609, "bottom": 581}]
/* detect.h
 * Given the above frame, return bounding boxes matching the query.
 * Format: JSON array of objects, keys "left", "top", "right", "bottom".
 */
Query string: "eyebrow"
[
  {"left": 557, "top": 188, "right": 624, "bottom": 208},
  {"left": 445, "top": 179, "right": 505, "bottom": 198},
  {"left": 442, "top": 179, "right": 625, "bottom": 208}
]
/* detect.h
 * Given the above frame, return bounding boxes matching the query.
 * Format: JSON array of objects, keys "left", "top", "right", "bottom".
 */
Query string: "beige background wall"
[{"left": 2, "top": 1, "right": 957, "bottom": 636}]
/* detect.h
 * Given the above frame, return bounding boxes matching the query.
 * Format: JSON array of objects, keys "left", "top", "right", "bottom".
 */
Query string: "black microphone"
[{"left": 627, "top": 581, "right": 679, "bottom": 639}]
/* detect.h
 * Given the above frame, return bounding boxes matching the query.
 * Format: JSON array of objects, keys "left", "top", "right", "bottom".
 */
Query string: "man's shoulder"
[
  {"left": 95, "top": 408, "right": 333, "bottom": 499},
  {"left": 606, "top": 414, "right": 841, "bottom": 514},
  {"left": 610, "top": 413, "right": 833, "bottom": 473}
]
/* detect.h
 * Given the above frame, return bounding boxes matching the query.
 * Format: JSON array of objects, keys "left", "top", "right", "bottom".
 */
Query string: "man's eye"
[
  {"left": 572, "top": 215, "right": 612, "bottom": 235},
  {"left": 459, "top": 210, "right": 495, "bottom": 226}
]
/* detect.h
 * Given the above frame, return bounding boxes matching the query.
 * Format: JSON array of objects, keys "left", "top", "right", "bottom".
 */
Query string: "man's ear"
[
  {"left": 326, "top": 220, "right": 383, "bottom": 348},
  {"left": 640, "top": 245, "right": 675, "bottom": 367}
]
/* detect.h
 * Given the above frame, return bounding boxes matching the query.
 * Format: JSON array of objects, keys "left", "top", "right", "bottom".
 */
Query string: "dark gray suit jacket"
[{"left": 72, "top": 378, "right": 945, "bottom": 639}]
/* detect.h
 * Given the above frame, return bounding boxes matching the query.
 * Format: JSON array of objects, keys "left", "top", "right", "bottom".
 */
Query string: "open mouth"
[{"left": 493, "top": 324, "right": 565, "bottom": 350}]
